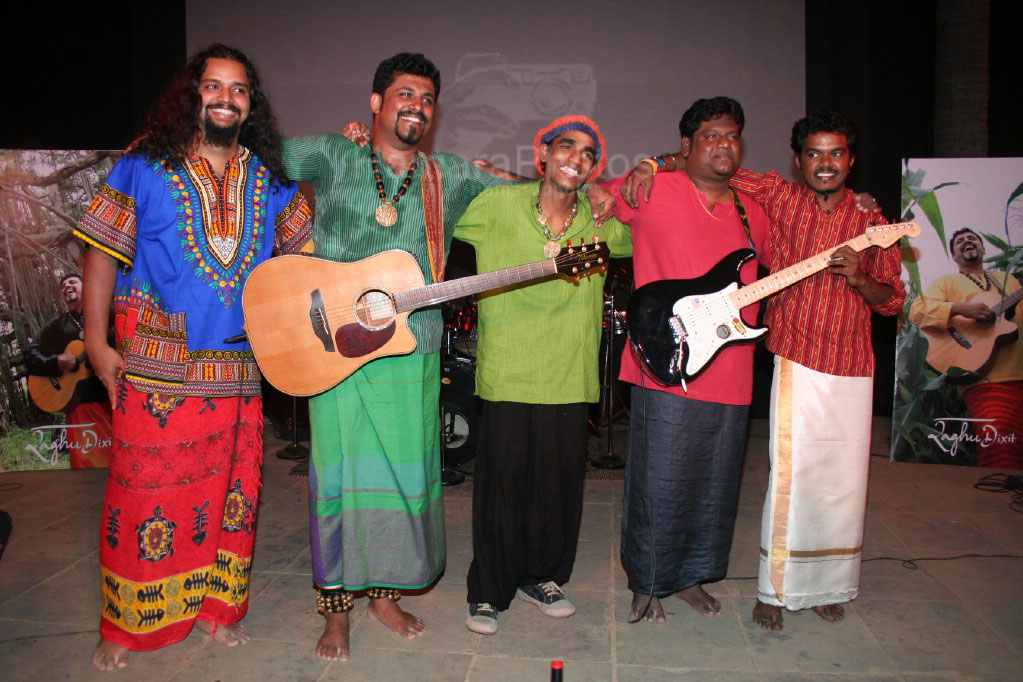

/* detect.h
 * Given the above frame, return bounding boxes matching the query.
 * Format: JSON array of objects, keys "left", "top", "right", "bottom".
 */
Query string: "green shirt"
[
  {"left": 454, "top": 181, "right": 632, "bottom": 404},
  {"left": 283, "top": 134, "right": 503, "bottom": 353}
]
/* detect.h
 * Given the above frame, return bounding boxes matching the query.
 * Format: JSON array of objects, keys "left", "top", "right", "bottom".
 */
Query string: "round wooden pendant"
[{"left": 374, "top": 203, "right": 398, "bottom": 227}]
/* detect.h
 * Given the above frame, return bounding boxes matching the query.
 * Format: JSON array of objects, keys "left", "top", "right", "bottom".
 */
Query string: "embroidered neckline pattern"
[{"left": 161, "top": 148, "right": 266, "bottom": 307}]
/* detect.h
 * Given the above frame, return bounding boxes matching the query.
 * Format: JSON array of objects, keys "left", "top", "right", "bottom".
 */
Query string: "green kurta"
[
  {"left": 282, "top": 134, "right": 503, "bottom": 589},
  {"left": 454, "top": 180, "right": 632, "bottom": 404},
  {"left": 284, "top": 134, "right": 503, "bottom": 352}
]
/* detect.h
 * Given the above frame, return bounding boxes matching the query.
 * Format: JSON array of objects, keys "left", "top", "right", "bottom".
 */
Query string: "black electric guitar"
[{"left": 627, "top": 222, "right": 919, "bottom": 387}]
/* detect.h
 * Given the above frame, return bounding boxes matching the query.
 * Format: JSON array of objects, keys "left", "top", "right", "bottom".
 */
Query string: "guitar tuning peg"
[{"left": 566, "top": 239, "right": 572, "bottom": 246}]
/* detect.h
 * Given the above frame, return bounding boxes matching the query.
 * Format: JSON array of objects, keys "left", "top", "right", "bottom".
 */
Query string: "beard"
[
  {"left": 394, "top": 109, "right": 429, "bottom": 145},
  {"left": 202, "top": 105, "right": 243, "bottom": 147},
  {"left": 959, "top": 246, "right": 982, "bottom": 262}
]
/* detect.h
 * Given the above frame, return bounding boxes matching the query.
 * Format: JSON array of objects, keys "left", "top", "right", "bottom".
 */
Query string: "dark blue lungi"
[{"left": 621, "top": 385, "right": 749, "bottom": 597}]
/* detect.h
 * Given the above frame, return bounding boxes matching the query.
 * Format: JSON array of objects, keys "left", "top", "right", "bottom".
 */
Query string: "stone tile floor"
[{"left": 0, "top": 419, "right": 1020, "bottom": 680}]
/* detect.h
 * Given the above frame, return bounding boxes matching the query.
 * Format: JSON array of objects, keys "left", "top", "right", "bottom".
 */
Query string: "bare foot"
[
  {"left": 195, "top": 620, "right": 250, "bottom": 646},
  {"left": 752, "top": 599, "right": 783, "bottom": 631},
  {"left": 316, "top": 612, "right": 351, "bottom": 661},
  {"left": 675, "top": 584, "right": 722, "bottom": 617},
  {"left": 367, "top": 598, "right": 425, "bottom": 640},
  {"left": 630, "top": 592, "right": 666, "bottom": 623},
  {"left": 811, "top": 603, "right": 845, "bottom": 622},
  {"left": 93, "top": 638, "right": 129, "bottom": 671}
]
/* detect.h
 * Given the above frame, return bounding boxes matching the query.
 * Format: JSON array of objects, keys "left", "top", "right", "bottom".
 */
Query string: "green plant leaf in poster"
[
  {"left": 982, "top": 231, "right": 1009, "bottom": 251},
  {"left": 1005, "top": 181, "right": 1023, "bottom": 237}
]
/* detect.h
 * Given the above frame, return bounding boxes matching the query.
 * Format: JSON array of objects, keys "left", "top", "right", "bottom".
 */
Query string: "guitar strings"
[{"left": 306, "top": 250, "right": 604, "bottom": 327}]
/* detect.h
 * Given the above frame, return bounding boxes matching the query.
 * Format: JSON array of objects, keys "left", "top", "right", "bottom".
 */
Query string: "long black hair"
[{"left": 130, "top": 44, "right": 289, "bottom": 186}]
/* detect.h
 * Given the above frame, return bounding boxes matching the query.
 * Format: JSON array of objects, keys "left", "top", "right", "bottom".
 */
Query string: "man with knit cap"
[{"left": 456, "top": 116, "right": 632, "bottom": 635}]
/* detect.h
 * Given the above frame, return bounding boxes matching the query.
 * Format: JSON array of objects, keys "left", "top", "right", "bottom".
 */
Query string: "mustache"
[
  {"left": 206, "top": 102, "right": 242, "bottom": 116},
  {"left": 398, "top": 108, "right": 429, "bottom": 125}
]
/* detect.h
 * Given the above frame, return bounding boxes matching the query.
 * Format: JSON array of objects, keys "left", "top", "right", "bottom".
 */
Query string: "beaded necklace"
[
  {"left": 962, "top": 271, "right": 991, "bottom": 291},
  {"left": 371, "top": 151, "right": 418, "bottom": 226},
  {"left": 536, "top": 183, "right": 578, "bottom": 258}
]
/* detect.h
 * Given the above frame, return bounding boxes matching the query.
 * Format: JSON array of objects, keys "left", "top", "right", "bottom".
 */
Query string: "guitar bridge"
[
  {"left": 309, "top": 289, "right": 335, "bottom": 352},
  {"left": 668, "top": 315, "right": 688, "bottom": 381},
  {"left": 948, "top": 327, "right": 972, "bottom": 349},
  {"left": 669, "top": 315, "right": 687, "bottom": 344}
]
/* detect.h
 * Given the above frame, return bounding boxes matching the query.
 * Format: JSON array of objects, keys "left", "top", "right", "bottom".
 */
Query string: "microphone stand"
[
  {"left": 274, "top": 397, "right": 310, "bottom": 476},
  {"left": 590, "top": 281, "right": 626, "bottom": 469}
]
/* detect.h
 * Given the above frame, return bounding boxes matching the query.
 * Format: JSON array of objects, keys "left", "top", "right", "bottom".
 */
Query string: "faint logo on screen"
[{"left": 437, "top": 54, "right": 597, "bottom": 174}]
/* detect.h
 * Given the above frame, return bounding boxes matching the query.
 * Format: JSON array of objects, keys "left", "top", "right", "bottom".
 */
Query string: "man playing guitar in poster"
[
  {"left": 24, "top": 272, "right": 112, "bottom": 467},
  {"left": 909, "top": 227, "right": 1023, "bottom": 468}
]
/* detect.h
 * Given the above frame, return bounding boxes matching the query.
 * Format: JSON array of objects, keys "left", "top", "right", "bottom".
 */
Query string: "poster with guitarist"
[
  {"left": 898, "top": 157, "right": 1023, "bottom": 468},
  {"left": 24, "top": 273, "right": 112, "bottom": 468}
]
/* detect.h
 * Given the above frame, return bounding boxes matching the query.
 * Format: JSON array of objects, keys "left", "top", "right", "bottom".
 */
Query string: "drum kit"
[{"left": 439, "top": 298, "right": 480, "bottom": 485}]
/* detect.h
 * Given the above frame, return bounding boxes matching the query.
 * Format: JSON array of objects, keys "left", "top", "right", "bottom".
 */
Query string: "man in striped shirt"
[{"left": 621, "top": 111, "right": 905, "bottom": 631}]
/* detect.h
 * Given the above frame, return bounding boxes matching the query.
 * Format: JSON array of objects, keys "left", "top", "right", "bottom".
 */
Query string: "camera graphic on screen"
[{"left": 437, "top": 53, "right": 597, "bottom": 159}]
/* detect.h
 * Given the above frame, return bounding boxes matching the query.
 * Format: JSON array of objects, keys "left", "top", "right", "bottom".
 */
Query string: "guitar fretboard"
[
  {"left": 729, "top": 222, "right": 915, "bottom": 309},
  {"left": 393, "top": 260, "right": 559, "bottom": 312},
  {"left": 990, "top": 286, "right": 1023, "bottom": 317}
]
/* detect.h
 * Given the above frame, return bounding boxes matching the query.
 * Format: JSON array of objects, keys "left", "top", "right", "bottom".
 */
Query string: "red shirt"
[
  {"left": 729, "top": 169, "right": 906, "bottom": 377},
  {"left": 605, "top": 171, "right": 772, "bottom": 405}
]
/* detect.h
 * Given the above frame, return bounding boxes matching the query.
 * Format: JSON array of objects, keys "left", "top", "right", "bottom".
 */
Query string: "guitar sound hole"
[{"left": 354, "top": 289, "right": 396, "bottom": 330}]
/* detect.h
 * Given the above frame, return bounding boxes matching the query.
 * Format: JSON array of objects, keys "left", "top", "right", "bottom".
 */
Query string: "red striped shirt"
[{"left": 730, "top": 169, "right": 905, "bottom": 377}]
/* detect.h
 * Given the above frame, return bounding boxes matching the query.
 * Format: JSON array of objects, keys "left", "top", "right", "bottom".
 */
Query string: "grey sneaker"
[
  {"left": 516, "top": 581, "right": 576, "bottom": 618},
  {"left": 466, "top": 602, "right": 499, "bottom": 634}
]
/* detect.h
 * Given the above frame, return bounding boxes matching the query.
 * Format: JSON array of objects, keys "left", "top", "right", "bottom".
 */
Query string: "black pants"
[{"left": 466, "top": 400, "right": 588, "bottom": 611}]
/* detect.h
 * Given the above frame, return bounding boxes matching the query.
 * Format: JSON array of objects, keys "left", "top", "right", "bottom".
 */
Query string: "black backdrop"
[{"left": 4, "top": 1, "right": 1019, "bottom": 416}]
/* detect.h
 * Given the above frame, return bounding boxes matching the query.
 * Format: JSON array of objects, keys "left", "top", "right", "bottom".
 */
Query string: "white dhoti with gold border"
[{"left": 758, "top": 356, "right": 872, "bottom": 610}]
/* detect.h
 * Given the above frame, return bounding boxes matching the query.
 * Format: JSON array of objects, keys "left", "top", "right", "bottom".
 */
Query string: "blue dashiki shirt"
[{"left": 73, "top": 149, "right": 312, "bottom": 397}]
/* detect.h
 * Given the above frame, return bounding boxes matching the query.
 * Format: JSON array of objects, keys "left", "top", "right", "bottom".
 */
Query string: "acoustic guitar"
[
  {"left": 27, "top": 340, "right": 90, "bottom": 413},
  {"left": 242, "top": 241, "right": 609, "bottom": 396},
  {"left": 922, "top": 286, "right": 1022, "bottom": 382},
  {"left": 627, "top": 222, "right": 919, "bottom": 387}
]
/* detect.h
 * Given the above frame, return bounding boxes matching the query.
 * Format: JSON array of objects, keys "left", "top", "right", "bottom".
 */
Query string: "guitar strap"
[
  {"left": 730, "top": 188, "right": 757, "bottom": 257},
  {"left": 990, "top": 271, "right": 1009, "bottom": 297},
  {"left": 421, "top": 154, "right": 446, "bottom": 283}
]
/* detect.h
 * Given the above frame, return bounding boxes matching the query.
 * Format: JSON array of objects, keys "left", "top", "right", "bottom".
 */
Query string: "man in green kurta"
[
  {"left": 283, "top": 53, "right": 616, "bottom": 662},
  {"left": 283, "top": 52, "right": 502, "bottom": 661},
  {"left": 456, "top": 116, "right": 631, "bottom": 635}
]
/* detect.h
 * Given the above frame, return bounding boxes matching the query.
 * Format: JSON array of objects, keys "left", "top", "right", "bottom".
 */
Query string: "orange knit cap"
[{"left": 533, "top": 115, "right": 608, "bottom": 183}]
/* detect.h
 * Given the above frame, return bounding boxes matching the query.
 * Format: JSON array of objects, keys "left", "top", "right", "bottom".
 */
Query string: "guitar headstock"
[
  {"left": 864, "top": 221, "right": 921, "bottom": 248},
  {"left": 552, "top": 238, "right": 610, "bottom": 276}
]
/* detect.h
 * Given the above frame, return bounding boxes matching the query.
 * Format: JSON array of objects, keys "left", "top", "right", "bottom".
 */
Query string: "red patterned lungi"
[
  {"left": 67, "top": 401, "right": 113, "bottom": 468},
  {"left": 98, "top": 383, "right": 263, "bottom": 650},
  {"left": 961, "top": 380, "right": 1023, "bottom": 469}
]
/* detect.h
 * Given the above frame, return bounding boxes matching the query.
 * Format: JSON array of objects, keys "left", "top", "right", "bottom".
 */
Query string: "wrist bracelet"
[{"left": 640, "top": 157, "right": 658, "bottom": 174}]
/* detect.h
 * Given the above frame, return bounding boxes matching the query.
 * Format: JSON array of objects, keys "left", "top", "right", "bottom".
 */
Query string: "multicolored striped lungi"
[
  {"left": 98, "top": 383, "right": 263, "bottom": 650},
  {"left": 758, "top": 356, "right": 872, "bottom": 610},
  {"left": 308, "top": 353, "right": 445, "bottom": 591}
]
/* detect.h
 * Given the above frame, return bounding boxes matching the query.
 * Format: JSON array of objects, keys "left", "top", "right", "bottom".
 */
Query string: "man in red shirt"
[
  {"left": 622, "top": 111, "right": 905, "bottom": 630},
  {"left": 605, "top": 97, "right": 772, "bottom": 623}
]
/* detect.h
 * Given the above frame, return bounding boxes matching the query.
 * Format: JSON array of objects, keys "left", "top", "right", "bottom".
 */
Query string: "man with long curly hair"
[{"left": 75, "top": 44, "right": 312, "bottom": 670}]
